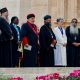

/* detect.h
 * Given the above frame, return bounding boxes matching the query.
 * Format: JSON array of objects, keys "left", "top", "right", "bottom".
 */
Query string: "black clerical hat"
[
  {"left": 27, "top": 14, "right": 35, "bottom": 19},
  {"left": 44, "top": 15, "right": 51, "bottom": 20},
  {"left": 0, "top": 7, "right": 8, "bottom": 14}
]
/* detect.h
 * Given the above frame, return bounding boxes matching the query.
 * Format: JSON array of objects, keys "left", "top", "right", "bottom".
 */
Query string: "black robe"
[
  {"left": 0, "top": 17, "right": 12, "bottom": 67},
  {"left": 21, "top": 23, "right": 39, "bottom": 67},
  {"left": 10, "top": 24, "right": 21, "bottom": 67},
  {"left": 39, "top": 25, "right": 56, "bottom": 67},
  {"left": 66, "top": 26, "right": 80, "bottom": 67}
]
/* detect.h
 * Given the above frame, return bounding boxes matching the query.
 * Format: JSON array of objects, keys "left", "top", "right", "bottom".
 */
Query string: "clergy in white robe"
[{"left": 53, "top": 18, "right": 67, "bottom": 66}]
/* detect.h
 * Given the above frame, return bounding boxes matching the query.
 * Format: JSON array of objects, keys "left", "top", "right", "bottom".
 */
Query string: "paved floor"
[{"left": 0, "top": 67, "right": 80, "bottom": 80}]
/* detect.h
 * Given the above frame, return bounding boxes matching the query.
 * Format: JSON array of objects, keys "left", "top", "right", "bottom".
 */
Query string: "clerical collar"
[
  {"left": 27, "top": 21, "right": 34, "bottom": 25},
  {"left": 58, "top": 26, "right": 63, "bottom": 35},
  {"left": 58, "top": 26, "right": 62, "bottom": 29},
  {"left": 27, "top": 21, "right": 35, "bottom": 27}
]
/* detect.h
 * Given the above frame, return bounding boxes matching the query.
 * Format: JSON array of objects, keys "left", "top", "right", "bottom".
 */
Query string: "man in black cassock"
[
  {"left": 0, "top": 7, "right": 13, "bottom": 67},
  {"left": 66, "top": 18, "right": 80, "bottom": 67},
  {"left": 10, "top": 16, "right": 21, "bottom": 67},
  {"left": 21, "top": 14, "right": 39, "bottom": 67},
  {"left": 39, "top": 15, "right": 57, "bottom": 67}
]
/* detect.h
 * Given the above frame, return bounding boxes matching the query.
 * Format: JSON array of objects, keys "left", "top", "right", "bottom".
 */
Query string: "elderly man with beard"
[
  {"left": 39, "top": 15, "right": 56, "bottom": 67},
  {"left": 66, "top": 18, "right": 80, "bottom": 67}
]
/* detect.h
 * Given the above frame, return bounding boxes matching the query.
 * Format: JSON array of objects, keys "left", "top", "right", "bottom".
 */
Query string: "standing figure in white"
[{"left": 54, "top": 18, "right": 67, "bottom": 67}]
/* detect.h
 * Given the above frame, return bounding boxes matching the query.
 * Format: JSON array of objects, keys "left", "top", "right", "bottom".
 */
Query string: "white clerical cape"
[{"left": 53, "top": 26, "right": 67, "bottom": 66}]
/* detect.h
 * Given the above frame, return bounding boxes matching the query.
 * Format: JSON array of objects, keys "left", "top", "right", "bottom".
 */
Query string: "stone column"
[
  {"left": 48, "top": 0, "right": 58, "bottom": 21},
  {"left": 57, "top": 0, "right": 65, "bottom": 18},
  {"left": 64, "top": 0, "right": 68, "bottom": 20},
  {"left": 67, "top": 0, "right": 77, "bottom": 21},
  {"left": 77, "top": 0, "right": 80, "bottom": 21},
  {"left": 19, "top": 0, "right": 48, "bottom": 28},
  {"left": 0, "top": 0, "right": 20, "bottom": 23},
  {"left": 19, "top": 0, "right": 32, "bottom": 25},
  {"left": 48, "top": 0, "right": 65, "bottom": 27},
  {"left": 31, "top": 0, "right": 48, "bottom": 28}
]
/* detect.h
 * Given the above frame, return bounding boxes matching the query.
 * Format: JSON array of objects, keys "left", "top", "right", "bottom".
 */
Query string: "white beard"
[{"left": 70, "top": 24, "right": 79, "bottom": 35}]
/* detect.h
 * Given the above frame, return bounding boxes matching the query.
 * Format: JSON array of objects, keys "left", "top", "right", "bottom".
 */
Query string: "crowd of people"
[{"left": 0, "top": 7, "right": 80, "bottom": 67}]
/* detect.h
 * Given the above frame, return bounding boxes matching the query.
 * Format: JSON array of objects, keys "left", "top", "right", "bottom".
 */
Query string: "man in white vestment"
[{"left": 54, "top": 18, "right": 67, "bottom": 67}]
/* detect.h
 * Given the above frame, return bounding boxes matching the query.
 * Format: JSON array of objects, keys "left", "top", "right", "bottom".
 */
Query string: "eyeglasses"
[{"left": 72, "top": 21, "right": 77, "bottom": 23}]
